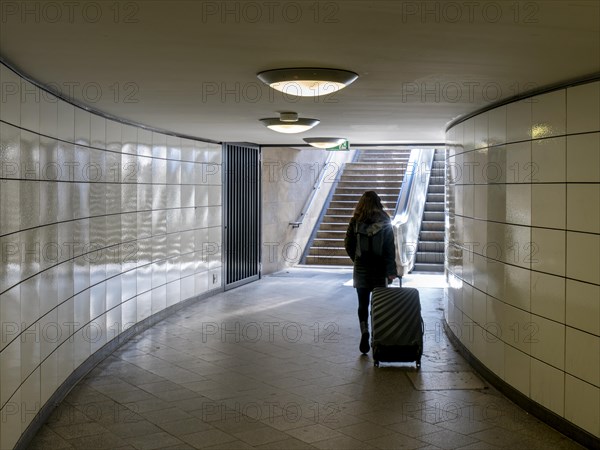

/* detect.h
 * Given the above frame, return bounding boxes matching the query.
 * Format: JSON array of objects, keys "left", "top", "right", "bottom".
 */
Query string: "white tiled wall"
[
  {"left": 0, "top": 63, "right": 223, "bottom": 449},
  {"left": 445, "top": 80, "right": 600, "bottom": 438}
]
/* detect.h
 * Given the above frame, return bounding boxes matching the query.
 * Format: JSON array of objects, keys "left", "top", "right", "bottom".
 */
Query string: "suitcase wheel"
[
  {"left": 374, "top": 360, "right": 379, "bottom": 368},
  {"left": 416, "top": 360, "right": 421, "bottom": 370}
]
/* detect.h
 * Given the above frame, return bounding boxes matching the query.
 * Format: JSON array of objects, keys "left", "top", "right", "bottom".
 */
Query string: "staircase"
[
  {"left": 304, "top": 149, "right": 410, "bottom": 265},
  {"left": 413, "top": 149, "right": 446, "bottom": 272}
]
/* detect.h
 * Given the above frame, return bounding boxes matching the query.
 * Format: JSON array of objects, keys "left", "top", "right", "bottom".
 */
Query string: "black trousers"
[{"left": 356, "top": 287, "right": 372, "bottom": 325}]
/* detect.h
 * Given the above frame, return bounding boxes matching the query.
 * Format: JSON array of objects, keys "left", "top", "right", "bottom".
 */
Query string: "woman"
[{"left": 344, "top": 191, "right": 398, "bottom": 354}]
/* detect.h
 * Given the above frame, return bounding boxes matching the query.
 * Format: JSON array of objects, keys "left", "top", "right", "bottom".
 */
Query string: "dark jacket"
[{"left": 344, "top": 216, "right": 397, "bottom": 289}]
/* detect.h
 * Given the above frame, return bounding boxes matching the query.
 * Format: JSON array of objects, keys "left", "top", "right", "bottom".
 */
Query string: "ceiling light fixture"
[
  {"left": 257, "top": 68, "right": 358, "bottom": 97},
  {"left": 259, "top": 112, "right": 319, "bottom": 134},
  {"left": 303, "top": 137, "right": 348, "bottom": 150}
]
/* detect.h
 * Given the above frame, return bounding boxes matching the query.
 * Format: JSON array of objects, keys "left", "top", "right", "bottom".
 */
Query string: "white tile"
[
  {"left": 208, "top": 268, "right": 222, "bottom": 290},
  {"left": 504, "top": 345, "right": 530, "bottom": 396},
  {"left": 121, "top": 124, "right": 138, "bottom": 154},
  {"left": 565, "top": 375, "right": 599, "bottom": 437},
  {"left": 502, "top": 304, "right": 532, "bottom": 355},
  {"left": 530, "top": 316, "right": 564, "bottom": 369},
  {"left": 531, "top": 90, "right": 566, "bottom": 138},
  {"left": 462, "top": 184, "right": 474, "bottom": 218},
  {"left": 181, "top": 275, "right": 195, "bottom": 300},
  {"left": 567, "top": 81, "right": 600, "bottom": 134},
  {"left": 567, "top": 133, "right": 600, "bottom": 183},
  {"left": 488, "top": 105, "right": 506, "bottom": 146},
  {"left": 531, "top": 228, "right": 565, "bottom": 276},
  {"left": 505, "top": 141, "right": 532, "bottom": 183},
  {"left": 90, "top": 114, "right": 106, "bottom": 149},
  {"left": 506, "top": 184, "right": 531, "bottom": 226},
  {"left": 506, "top": 99, "right": 531, "bottom": 143},
  {"left": 167, "top": 279, "right": 182, "bottom": 307},
  {"left": 531, "top": 272, "right": 565, "bottom": 323},
  {"left": 485, "top": 333, "right": 505, "bottom": 379},
  {"left": 137, "top": 291, "right": 152, "bottom": 322},
  {"left": 566, "top": 279, "right": 600, "bottom": 336},
  {"left": 567, "top": 184, "right": 600, "bottom": 233},
  {"left": 20, "top": 367, "right": 41, "bottom": 432},
  {"left": 566, "top": 232, "right": 600, "bottom": 284},
  {"left": 137, "top": 128, "right": 152, "bottom": 157},
  {"left": 474, "top": 112, "right": 488, "bottom": 150},
  {"left": 0, "top": 338, "right": 21, "bottom": 406},
  {"left": 486, "top": 295, "right": 506, "bottom": 336},
  {"left": 40, "top": 352, "right": 58, "bottom": 406},
  {"left": 57, "top": 101, "right": 74, "bottom": 142},
  {"left": 531, "top": 137, "right": 566, "bottom": 183},
  {"left": 532, "top": 184, "right": 566, "bottom": 229},
  {"left": 0, "top": 64, "right": 21, "bottom": 125},
  {"left": 194, "top": 270, "right": 209, "bottom": 297},
  {"left": 152, "top": 131, "right": 167, "bottom": 158},
  {"left": 0, "top": 388, "right": 21, "bottom": 449},
  {"left": 530, "top": 359, "right": 564, "bottom": 416},
  {"left": 566, "top": 327, "right": 599, "bottom": 386},
  {"left": 20, "top": 80, "right": 40, "bottom": 133},
  {"left": 106, "top": 119, "right": 122, "bottom": 152},
  {"left": 486, "top": 184, "right": 506, "bottom": 223},
  {"left": 39, "top": 91, "right": 58, "bottom": 138},
  {"left": 74, "top": 108, "right": 91, "bottom": 146},
  {"left": 56, "top": 340, "right": 74, "bottom": 386},
  {"left": 151, "top": 284, "right": 167, "bottom": 314},
  {"left": 167, "top": 135, "right": 182, "bottom": 160},
  {"left": 503, "top": 264, "right": 531, "bottom": 311}
]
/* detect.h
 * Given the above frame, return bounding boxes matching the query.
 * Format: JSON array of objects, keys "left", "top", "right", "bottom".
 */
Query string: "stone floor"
[{"left": 29, "top": 267, "right": 584, "bottom": 449}]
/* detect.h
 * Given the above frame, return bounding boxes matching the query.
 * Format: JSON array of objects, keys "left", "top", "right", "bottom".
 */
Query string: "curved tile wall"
[
  {"left": 445, "top": 80, "right": 599, "bottom": 441},
  {"left": 0, "top": 63, "right": 223, "bottom": 448}
]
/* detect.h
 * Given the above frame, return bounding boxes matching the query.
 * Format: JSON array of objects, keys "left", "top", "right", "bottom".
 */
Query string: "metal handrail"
[
  {"left": 289, "top": 152, "right": 337, "bottom": 228},
  {"left": 392, "top": 148, "right": 436, "bottom": 275}
]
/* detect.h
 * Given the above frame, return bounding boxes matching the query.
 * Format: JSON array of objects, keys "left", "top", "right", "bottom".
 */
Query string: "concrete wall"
[{"left": 261, "top": 147, "right": 354, "bottom": 274}]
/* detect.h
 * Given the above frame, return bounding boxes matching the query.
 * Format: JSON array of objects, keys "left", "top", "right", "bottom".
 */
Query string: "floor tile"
[{"left": 27, "top": 269, "right": 586, "bottom": 450}]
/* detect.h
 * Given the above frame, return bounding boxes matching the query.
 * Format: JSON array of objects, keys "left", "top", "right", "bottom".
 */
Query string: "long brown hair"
[{"left": 352, "top": 191, "right": 389, "bottom": 223}]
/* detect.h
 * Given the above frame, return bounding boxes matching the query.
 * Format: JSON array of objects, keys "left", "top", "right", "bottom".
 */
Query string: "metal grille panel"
[{"left": 224, "top": 143, "right": 260, "bottom": 289}]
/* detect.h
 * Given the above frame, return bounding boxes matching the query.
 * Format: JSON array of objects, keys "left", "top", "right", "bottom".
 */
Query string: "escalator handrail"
[{"left": 391, "top": 148, "right": 436, "bottom": 275}]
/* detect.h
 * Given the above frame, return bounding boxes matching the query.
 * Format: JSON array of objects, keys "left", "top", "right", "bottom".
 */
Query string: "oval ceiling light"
[
  {"left": 259, "top": 112, "right": 319, "bottom": 134},
  {"left": 303, "top": 137, "right": 348, "bottom": 149},
  {"left": 257, "top": 68, "right": 358, "bottom": 97}
]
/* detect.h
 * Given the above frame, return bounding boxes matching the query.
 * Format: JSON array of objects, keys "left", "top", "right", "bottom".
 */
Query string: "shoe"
[{"left": 360, "top": 331, "right": 370, "bottom": 354}]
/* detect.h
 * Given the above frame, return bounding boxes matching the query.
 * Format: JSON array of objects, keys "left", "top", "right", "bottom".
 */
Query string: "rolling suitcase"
[{"left": 371, "top": 286, "right": 424, "bottom": 368}]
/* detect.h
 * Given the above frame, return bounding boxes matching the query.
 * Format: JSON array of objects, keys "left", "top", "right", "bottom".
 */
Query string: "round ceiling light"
[
  {"left": 259, "top": 112, "right": 319, "bottom": 134},
  {"left": 257, "top": 68, "right": 358, "bottom": 97},
  {"left": 303, "top": 137, "right": 348, "bottom": 149}
]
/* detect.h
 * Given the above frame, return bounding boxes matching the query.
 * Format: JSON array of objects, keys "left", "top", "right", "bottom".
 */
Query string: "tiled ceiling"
[{"left": 0, "top": 1, "right": 598, "bottom": 146}]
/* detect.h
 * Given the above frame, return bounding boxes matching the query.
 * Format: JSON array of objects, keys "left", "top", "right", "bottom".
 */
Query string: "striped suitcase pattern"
[{"left": 371, "top": 287, "right": 424, "bottom": 368}]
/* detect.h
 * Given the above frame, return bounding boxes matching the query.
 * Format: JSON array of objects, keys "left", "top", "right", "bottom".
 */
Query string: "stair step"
[
  {"left": 311, "top": 238, "right": 344, "bottom": 247},
  {"left": 426, "top": 193, "right": 445, "bottom": 202},
  {"left": 428, "top": 185, "right": 445, "bottom": 194},
  {"left": 346, "top": 163, "right": 409, "bottom": 169},
  {"left": 316, "top": 230, "right": 347, "bottom": 239},
  {"left": 423, "top": 211, "right": 445, "bottom": 221},
  {"left": 305, "top": 255, "right": 353, "bottom": 266},
  {"left": 419, "top": 230, "right": 445, "bottom": 241},
  {"left": 412, "top": 263, "right": 444, "bottom": 273},
  {"left": 337, "top": 182, "right": 403, "bottom": 189},
  {"left": 308, "top": 246, "right": 349, "bottom": 258},
  {"left": 415, "top": 252, "right": 446, "bottom": 264},
  {"left": 429, "top": 176, "right": 445, "bottom": 185},
  {"left": 424, "top": 202, "right": 444, "bottom": 212},
  {"left": 418, "top": 241, "right": 446, "bottom": 252},
  {"left": 421, "top": 221, "right": 445, "bottom": 232},
  {"left": 322, "top": 215, "right": 353, "bottom": 223}
]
